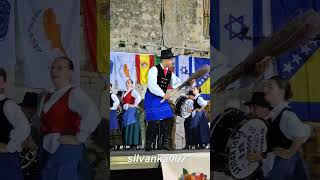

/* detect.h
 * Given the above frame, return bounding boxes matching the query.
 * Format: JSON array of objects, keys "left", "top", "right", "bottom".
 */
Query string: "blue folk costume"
[
  {"left": 263, "top": 105, "right": 310, "bottom": 180},
  {"left": 110, "top": 92, "right": 122, "bottom": 146},
  {"left": 110, "top": 92, "right": 119, "bottom": 130},
  {"left": 0, "top": 98, "right": 24, "bottom": 180},
  {"left": 122, "top": 89, "right": 141, "bottom": 146},
  {"left": 144, "top": 64, "right": 179, "bottom": 151},
  {"left": 189, "top": 94, "right": 210, "bottom": 148},
  {"left": 144, "top": 65, "right": 173, "bottom": 121}
]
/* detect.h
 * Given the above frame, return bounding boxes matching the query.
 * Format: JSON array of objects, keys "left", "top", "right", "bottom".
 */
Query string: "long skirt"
[
  {"left": 40, "top": 144, "right": 83, "bottom": 180},
  {"left": 189, "top": 111, "right": 210, "bottom": 145},
  {"left": 144, "top": 90, "right": 173, "bottom": 121},
  {"left": 110, "top": 110, "right": 119, "bottom": 130},
  {"left": 77, "top": 145, "right": 93, "bottom": 180},
  {"left": 0, "top": 152, "right": 23, "bottom": 180},
  {"left": 123, "top": 108, "right": 141, "bottom": 145},
  {"left": 110, "top": 110, "right": 122, "bottom": 146},
  {"left": 264, "top": 153, "right": 309, "bottom": 180}
]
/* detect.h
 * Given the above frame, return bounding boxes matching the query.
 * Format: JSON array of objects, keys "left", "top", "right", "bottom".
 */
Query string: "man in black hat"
[
  {"left": 183, "top": 91, "right": 195, "bottom": 149},
  {"left": 244, "top": 92, "right": 272, "bottom": 121},
  {"left": 19, "top": 92, "right": 40, "bottom": 149},
  {"left": 144, "top": 49, "right": 194, "bottom": 151},
  {"left": 244, "top": 92, "right": 272, "bottom": 180},
  {"left": 19, "top": 92, "right": 41, "bottom": 180}
]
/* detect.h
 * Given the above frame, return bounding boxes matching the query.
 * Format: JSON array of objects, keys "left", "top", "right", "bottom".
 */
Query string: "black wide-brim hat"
[
  {"left": 19, "top": 92, "right": 39, "bottom": 108},
  {"left": 160, "top": 48, "right": 175, "bottom": 59},
  {"left": 244, "top": 92, "right": 272, "bottom": 109},
  {"left": 186, "top": 91, "right": 195, "bottom": 96}
]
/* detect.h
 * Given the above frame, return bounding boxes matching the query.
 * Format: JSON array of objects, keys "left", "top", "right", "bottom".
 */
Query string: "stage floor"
[{"left": 110, "top": 149, "right": 210, "bottom": 170}]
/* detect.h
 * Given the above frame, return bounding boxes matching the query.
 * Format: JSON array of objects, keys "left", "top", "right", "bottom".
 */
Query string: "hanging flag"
[
  {"left": 83, "top": 0, "right": 108, "bottom": 73},
  {"left": 272, "top": 0, "right": 320, "bottom": 121},
  {"left": 110, "top": 51, "right": 116, "bottom": 86},
  {"left": 155, "top": 55, "right": 161, "bottom": 65},
  {"left": 0, "top": 0, "right": 15, "bottom": 70},
  {"left": 135, "top": 54, "right": 154, "bottom": 84},
  {"left": 194, "top": 57, "right": 210, "bottom": 100},
  {"left": 113, "top": 52, "right": 136, "bottom": 91},
  {"left": 211, "top": 0, "right": 266, "bottom": 88},
  {"left": 16, "top": 0, "right": 80, "bottom": 89},
  {"left": 175, "top": 55, "right": 193, "bottom": 84}
]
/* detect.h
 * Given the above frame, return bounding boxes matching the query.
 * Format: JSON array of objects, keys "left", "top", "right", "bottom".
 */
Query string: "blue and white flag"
[
  {"left": 174, "top": 55, "right": 193, "bottom": 83},
  {"left": 0, "top": 0, "right": 15, "bottom": 70},
  {"left": 211, "top": 0, "right": 270, "bottom": 88},
  {"left": 110, "top": 52, "right": 116, "bottom": 86}
]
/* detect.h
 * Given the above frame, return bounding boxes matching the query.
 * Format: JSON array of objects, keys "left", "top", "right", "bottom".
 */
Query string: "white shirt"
[
  {"left": 262, "top": 102, "right": 311, "bottom": 177},
  {"left": 39, "top": 85, "right": 101, "bottom": 153},
  {"left": 194, "top": 94, "right": 208, "bottom": 107},
  {"left": 270, "top": 102, "right": 311, "bottom": 141},
  {"left": 0, "top": 94, "right": 30, "bottom": 153},
  {"left": 123, "top": 88, "right": 141, "bottom": 107},
  {"left": 110, "top": 93, "right": 120, "bottom": 110},
  {"left": 147, "top": 64, "right": 182, "bottom": 97}
]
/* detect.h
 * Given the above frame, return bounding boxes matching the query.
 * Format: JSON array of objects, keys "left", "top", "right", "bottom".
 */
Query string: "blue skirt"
[
  {"left": 110, "top": 110, "right": 119, "bottom": 130},
  {"left": 264, "top": 153, "right": 309, "bottom": 180},
  {"left": 144, "top": 90, "right": 173, "bottom": 121},
  {"left": 190, "top": 111, "right": 210, "bottom": 145},
  {"left": 40, "top": 144, "right": 83, "bottom": 180},
  {"left": 0, "top": 152, "right": 23, "bottom": 180}
]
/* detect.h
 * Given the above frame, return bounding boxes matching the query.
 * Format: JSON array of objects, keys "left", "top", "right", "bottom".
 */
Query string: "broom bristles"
[{"left": 177, "top": 65, "right": 210, "bottom": 90}]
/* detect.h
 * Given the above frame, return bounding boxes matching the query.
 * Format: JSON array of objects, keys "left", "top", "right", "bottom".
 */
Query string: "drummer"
[
  {"left": 189, "top": 86, "right": 210, "bottom": 149},
  {"left": 183, "top": 91, "right": 194, "bottom": 149},
  {"left": 244, "top": 92, "right": 272, "bottom": 180}
]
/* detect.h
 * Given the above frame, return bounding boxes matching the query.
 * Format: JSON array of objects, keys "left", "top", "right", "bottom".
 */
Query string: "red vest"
[
  {"left": 41, "top": 88, "right": 81, "bottom": 135},
  {"left": 123, "top": 90, "right": 135, "bottom": 104}
]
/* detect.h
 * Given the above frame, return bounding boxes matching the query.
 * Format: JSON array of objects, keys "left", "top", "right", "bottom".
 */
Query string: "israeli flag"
[
  {"left": 175, "top": 55, "right": 193, "bottom": 84},
  {"left": 211, "top": 0, "right": 272, "bottom": 87}
]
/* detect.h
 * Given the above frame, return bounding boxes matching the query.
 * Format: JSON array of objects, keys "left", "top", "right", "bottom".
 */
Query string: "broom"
[
  {"left": 160, "top": 65, "right": 210, "bottom": 103},
  {"left": 212, "top": 10, "right": 320, "bottom": 93}
]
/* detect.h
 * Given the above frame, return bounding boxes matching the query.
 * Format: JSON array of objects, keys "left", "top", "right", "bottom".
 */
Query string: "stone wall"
[{"left": 110, "top": 0, "right": 210, "bottom": 56}]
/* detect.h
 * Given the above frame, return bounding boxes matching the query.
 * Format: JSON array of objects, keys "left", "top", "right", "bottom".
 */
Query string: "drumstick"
[{"left": 160, "top": 65, "right": 210, "bottom": 103}]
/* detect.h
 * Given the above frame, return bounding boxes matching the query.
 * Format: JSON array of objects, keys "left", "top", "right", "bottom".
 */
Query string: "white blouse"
[{"left": 0, "top": 94, "right": 30, "bottom": 153}]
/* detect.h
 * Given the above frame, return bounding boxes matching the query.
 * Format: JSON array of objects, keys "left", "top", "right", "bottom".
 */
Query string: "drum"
[
  {"left": 174, "top": 96, "right": 194, "bottom": 118},
  {"left": 211, "top": 108, "right": 268, "bottom": 179}
]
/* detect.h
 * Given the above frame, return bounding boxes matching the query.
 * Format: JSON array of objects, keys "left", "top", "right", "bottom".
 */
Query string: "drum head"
[
  {"left": 226, "top": 118, "right": 268, "bottom": 179},
  {"left": 180, "top": 99, "right": 193, "bottom": 118},
  {"left": 175, "top": 96, "right": 193, "bottom": 118}
]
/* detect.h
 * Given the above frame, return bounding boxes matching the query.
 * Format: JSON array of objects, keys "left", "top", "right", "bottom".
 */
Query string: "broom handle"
[{"left": 160, "top": 89, "right": 179, "bottom": 103}]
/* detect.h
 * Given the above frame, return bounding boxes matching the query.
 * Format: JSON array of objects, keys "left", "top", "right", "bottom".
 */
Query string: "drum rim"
[
  {"left": 210, "top": 108, "right": 243, "bottom": 138},
  {"left": 224, "top": 117, "right": 267, "bottom": 179}
]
